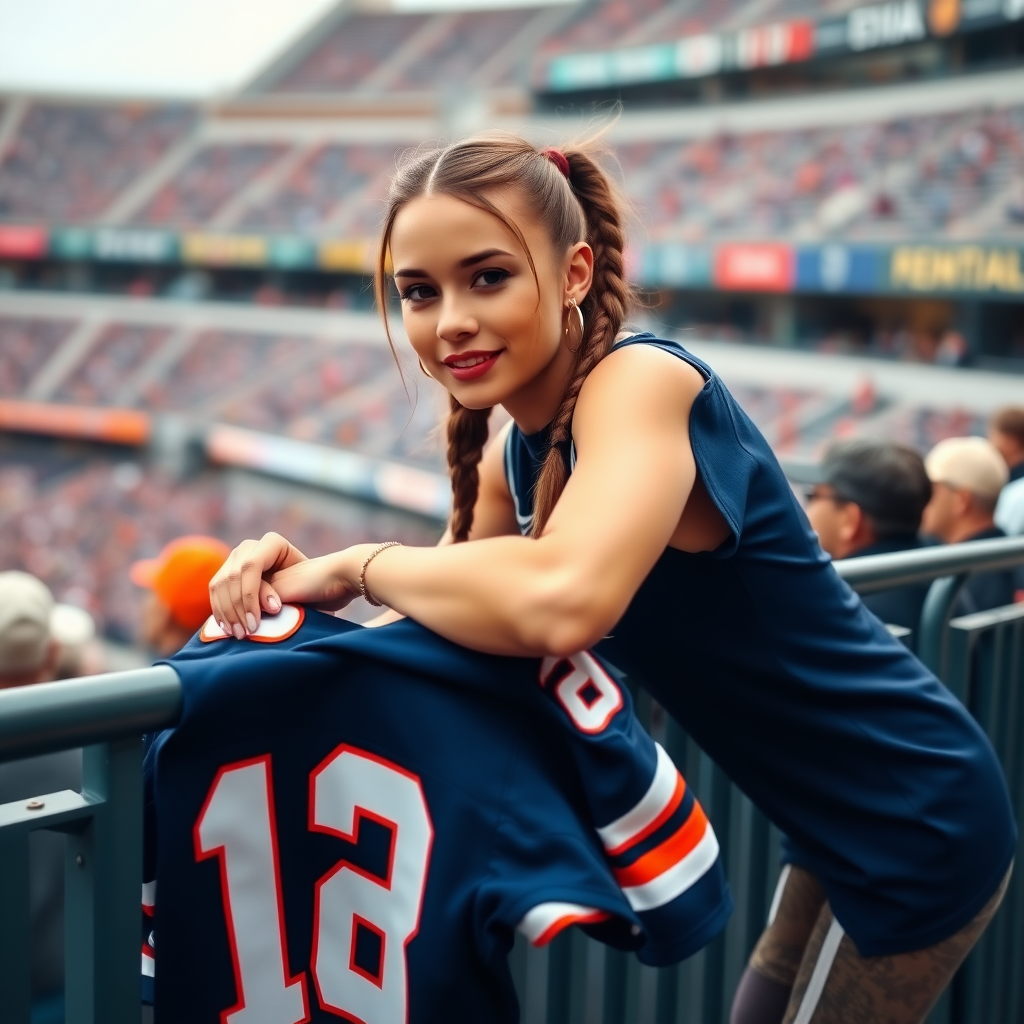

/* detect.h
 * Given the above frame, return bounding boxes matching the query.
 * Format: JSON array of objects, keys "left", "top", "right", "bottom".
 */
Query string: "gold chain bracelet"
[{"left": 357, "top": 541, "right": 402, "bottom": 606}]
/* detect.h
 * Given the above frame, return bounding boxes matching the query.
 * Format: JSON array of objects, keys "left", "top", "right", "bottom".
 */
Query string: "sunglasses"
[{"left": 802, "top": 485, "right": 850, "bottom": 504}]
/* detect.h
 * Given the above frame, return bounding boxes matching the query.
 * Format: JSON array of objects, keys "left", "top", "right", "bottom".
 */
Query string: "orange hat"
[{"left": 130, "top": 536, "right": 231, "bottom": 632}]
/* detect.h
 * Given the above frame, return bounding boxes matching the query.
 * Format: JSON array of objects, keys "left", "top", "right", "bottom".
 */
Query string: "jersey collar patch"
[{"left": 199, "top": 605, "right": 306, "bottom": 644}]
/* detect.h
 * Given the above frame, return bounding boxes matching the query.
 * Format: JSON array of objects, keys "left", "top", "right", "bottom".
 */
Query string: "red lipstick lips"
[{"left": 442, "top": 350, "right": 502, "bottom": 382}]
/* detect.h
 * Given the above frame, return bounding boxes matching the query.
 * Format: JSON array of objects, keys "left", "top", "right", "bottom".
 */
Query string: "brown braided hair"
[{"left": 374, "top": 132, "right": 633, "bottom": 541}]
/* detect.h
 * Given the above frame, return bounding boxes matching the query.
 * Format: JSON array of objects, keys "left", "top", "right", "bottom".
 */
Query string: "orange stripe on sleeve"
[{"left": 612, "top": 802, "right": 709, "bottom": 889}]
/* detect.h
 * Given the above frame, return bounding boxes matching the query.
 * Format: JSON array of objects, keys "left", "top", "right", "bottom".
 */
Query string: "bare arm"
[
  {"left": 211, "top": 346, "right": 704, "bottom": 656},
  {"left": 363, "top": 420, "right": 519, "bottom": 627}
]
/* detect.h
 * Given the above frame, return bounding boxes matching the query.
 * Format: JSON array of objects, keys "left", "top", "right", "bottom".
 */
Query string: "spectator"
[
  {"left": 805, "top": 440, "right": 933, "bottom": 641},
  {"left": 922, "top": 437, "right": 1015, "bottom": 614},
  {"left": 130, "top": 536, "right": 230, "bottom": 656},
  {"left": 990, "top": 406, "right": 1024, "bottom": 537},
  {"left": 49, "top": 603, "right": 103, "bottom": 680},
  {"left": 0, "top": 571, "right": 80, "bottom": 1024}
]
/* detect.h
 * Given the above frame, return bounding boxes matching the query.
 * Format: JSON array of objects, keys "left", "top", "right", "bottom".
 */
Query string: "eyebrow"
[{"left": 394, "top": 248, "right": 514, "bottom": 278}]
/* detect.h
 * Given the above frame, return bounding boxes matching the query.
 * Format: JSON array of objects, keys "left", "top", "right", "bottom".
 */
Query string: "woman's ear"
[{"left": 564, "top": 242, "right": 594, "bottom": 305}]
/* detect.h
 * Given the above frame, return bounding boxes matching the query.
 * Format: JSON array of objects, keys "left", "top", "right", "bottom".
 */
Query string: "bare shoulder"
[{"left": 574, "top": 339, "right": 706, "bottom": 432}]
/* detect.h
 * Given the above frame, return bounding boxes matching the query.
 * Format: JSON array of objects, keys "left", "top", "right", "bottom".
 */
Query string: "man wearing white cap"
[
  {"left": 922, "top": 437, "right": 1016, "bottom": 614},
  {"left": 0, "top": 571, "right": 82, "bottom": 1023}
]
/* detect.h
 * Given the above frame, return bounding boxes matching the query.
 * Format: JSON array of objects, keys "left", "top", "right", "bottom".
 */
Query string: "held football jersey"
[{"left": 142, "top": 608, "right": 731, "bottom": 1023}]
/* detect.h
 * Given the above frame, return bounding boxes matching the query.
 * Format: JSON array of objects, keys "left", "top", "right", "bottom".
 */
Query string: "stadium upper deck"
[{"left": 0, "top": 2, "right": 1021, "bottom": 320}]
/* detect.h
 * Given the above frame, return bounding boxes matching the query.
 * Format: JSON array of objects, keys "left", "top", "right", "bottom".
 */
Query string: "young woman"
[{"left": 210, "top": 133, "right": 1015, "bottom": 1024}]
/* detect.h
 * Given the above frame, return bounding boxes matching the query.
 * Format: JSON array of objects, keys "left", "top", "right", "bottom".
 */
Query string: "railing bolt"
[
  {"left": 25, "top": 799, "right": 44, "bottom": 810},
  {"left": 76, "top": 854, "right": 85, "bottom": 867}
]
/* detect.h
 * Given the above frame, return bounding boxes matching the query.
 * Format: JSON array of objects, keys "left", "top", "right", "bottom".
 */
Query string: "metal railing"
[
  {"left": 0, "top": 668, "right": 179, "bottom": 1024},
  {"left": 0, "top": 539, "right": 1022, "bottom": 1023}
]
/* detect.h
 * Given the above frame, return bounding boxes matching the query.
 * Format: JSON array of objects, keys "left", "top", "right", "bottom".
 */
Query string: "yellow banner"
[
  {"left": 890, "top": 246, "right": 1024, "bottom": 294},
  {"left": 319, "top": 239, "right": 372, "bottom": 273},
  {"left": 182, "top": 233, "right": 268, "bottom": 266}
]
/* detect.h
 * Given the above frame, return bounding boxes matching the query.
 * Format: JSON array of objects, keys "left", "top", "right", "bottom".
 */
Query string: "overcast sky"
[{"left": 0, "top": 0, "right": 571, "bottom": 99}]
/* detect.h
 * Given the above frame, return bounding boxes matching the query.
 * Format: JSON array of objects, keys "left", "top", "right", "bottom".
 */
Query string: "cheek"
[
  {"left": 805, "top": 503, "right": 832, "bottom": 538},
  {"left": 921, "top": 497, "right": 943, "bottom": 529}
]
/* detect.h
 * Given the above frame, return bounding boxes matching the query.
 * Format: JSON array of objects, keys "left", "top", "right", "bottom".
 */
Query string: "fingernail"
[
  {"left": 246, "top": 613, "right": 257, "bottom": 633},
  {"left": 233, "top": 623, "right": 245, "bottom": 640},
  {"left": 267, "top": 595, "right": 280, "bottom": 612},
  {"left": 219, "top": 621, "right": 228, "bottom": 635}
]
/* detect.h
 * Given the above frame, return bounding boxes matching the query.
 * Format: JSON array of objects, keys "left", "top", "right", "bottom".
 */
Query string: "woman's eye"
[
  {"left": 401, "top": 284, "right": 435, "bottom": 302},
  {"left": 474, "top": 268, "right": 509, "bottom": 288}
]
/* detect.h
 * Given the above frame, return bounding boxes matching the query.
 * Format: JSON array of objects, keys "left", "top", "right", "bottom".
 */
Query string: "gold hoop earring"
[
  {"left": 418, "top": 358, "right": 433, "bottom": 379},
  {"left": 564, "top": 298, "right": 585, "bottom": 353}
]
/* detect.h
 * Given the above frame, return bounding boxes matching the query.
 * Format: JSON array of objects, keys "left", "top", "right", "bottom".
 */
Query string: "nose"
[{"left": 436, "top": 295, "right": 478, "bottom": 343}]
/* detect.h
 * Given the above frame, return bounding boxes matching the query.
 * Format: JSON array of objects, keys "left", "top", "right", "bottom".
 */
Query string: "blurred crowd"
[
  {"left": 806, "top": 405, "right": 1024, "bottom": 650},
  {"left": 1, "top": 100, "right": 1021, "bottom": 245},
  {"left": 0, "top": 104, "right": 195, "bottom": 221},
  {"left": 0, "top": 458, "right": 438, "bottom": 644}
]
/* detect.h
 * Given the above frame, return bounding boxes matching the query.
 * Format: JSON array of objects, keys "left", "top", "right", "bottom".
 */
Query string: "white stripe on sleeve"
[
  {"left": 619, "top": 823, "right": 720, "bottom": 913},
  {"left": 597, "top": 743, "right": 677, "bottom": 854}
]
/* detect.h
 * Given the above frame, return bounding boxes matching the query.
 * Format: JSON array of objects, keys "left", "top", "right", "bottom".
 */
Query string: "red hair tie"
[{"left": 540, "top": 147, "right": 570, "bottom": 179}]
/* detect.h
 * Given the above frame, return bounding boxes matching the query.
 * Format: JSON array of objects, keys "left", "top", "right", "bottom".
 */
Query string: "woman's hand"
[
  {"left": 209, "top": 536, "right": 381, "bottom": 638},
  {"left": 207, "top": 532, "right": 306, "bottom": 638}
]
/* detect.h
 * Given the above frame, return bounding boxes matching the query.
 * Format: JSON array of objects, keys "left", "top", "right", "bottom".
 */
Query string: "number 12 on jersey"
[{"left": 194, "top": 746, "right": 434, "bottom": 1024}]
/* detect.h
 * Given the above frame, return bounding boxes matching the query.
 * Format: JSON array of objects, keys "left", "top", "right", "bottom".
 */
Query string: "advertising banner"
[
  {"left": 0, "top": 401, "right": 150, "bottom": 445},
  {"left": 207, "top": 424, "right": 449, "bottom": 519},
  {"left": 714, "top": 243, "right": 795, "bottom": 291},
  {"left": 50, "top": 227, "right": 93, "bottom": 260},
  {"left": 93, "top": 227, "right": 178, "bottom": 263},
  {"left": 639, "top": 244, "right": 713, "bottom": 288},
  {"left": 268, "top": 236, "right": 317, "bottom": 270},
  {"left": 795, "top": 245, "right": 884, "bottom": 292},
  {"left": 319, "top": 240, "right": 372, "bottom": 273},
  {"left": 181, "top": 233, "right": 268, "bottom": 267},
  {"left": 541, "top": 0, "right": 1022, "bottom": 90},
  {"left": 889, "top": 245, "right": 1024, "bottom": 296},
  {"left": 0, "top": 225, "right": 47, "bottom": 259}
]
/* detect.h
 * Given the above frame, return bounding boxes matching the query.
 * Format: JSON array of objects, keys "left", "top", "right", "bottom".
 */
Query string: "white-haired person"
[
  {"left": 922, "top": 436, "right": 1016, "bottom": 614},
  {"left": 0, "top": 571, "right": 82, "bottom": 1024}
]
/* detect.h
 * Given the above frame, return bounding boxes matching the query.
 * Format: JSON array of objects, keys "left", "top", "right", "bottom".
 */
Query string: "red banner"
[
  {"left": 714, "top": 244, "right": 795, "bottom": 291},
  {"left": 0, "top": 225, "right": 48, "bottom": 259}
]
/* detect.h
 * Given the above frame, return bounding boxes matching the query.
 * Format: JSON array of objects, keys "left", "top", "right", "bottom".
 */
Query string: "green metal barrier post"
[{"left": 0, "top": 667, "right": 180, "bottom": 1024}]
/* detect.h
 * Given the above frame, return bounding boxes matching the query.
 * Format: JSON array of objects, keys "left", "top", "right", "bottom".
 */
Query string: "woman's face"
[{"left": 389, "top": 190, "right": 592, "bottom": 432}]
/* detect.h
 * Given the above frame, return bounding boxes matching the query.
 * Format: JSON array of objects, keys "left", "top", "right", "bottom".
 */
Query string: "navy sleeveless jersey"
[
  {"left": 505, "top": 333, "right": 1016, "bottom": 956},
  {"left": 141, "top": 607, "right": 731, "bottom": 1022}
]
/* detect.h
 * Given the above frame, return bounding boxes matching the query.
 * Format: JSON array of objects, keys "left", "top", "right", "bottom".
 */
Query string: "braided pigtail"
[
  {"left": 530, "top": 148, "right": 632, "bottom": 537},
  {"left": 447, "top": 394, "right": 492, "bottom": 542}
]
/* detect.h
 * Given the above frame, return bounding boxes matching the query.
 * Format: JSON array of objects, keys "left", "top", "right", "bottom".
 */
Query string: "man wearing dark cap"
[{"left": 805, "top": 440, "right": 933, "bottom": 643}]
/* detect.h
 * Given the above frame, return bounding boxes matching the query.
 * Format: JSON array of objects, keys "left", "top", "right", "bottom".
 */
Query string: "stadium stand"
[
  {"left": 234, "top": 143, "right": 397, "bottom": 235},
  {"left": 386, "top": 8, "right": 548, "bottom": 90},
  {"left": 0, "top": 316, "right": 75, "bottom": 394},
  {"left": 0, "top": 456, "right": 437, "bottom": 642},
  {"left": 52, "top": 323, "right": 171, "bottom": 406},
  {"left": 138, "top": 143, "right": 290, "bottom": 227},
  {"left": 0, "top": 103, "right": 195, "bottom": 221},
  {"left": 618, "top": 105, "right": 1024, "bottom": 242},
  {"left": 271, "top": 12, "right": 434, "bottom": 93},
  {"left": 3, "top": 104, "right": 1020, "bottom": 242}
]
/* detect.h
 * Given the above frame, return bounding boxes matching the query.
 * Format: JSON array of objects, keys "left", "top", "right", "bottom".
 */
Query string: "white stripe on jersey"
[
  {"left": 597, "top": 743, "right": 678, "bottom": 854},
  {"left": 504, "top": 428, "right": 533, "bottom": 535},
  {"left": 141, "top": 946, "right": 155, "bottom": 978},
  {"left": 517, "top": 902, "right": 608, "bottom": 946},
  {"left": 619, "top": 824, "right": 720, "bottom": 913},
  {"left": 793, "top": 917, "right": 845, "bottom": 1024},
  {"left": 142, "top": 880, "right": 156, "bottom": 911}
]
